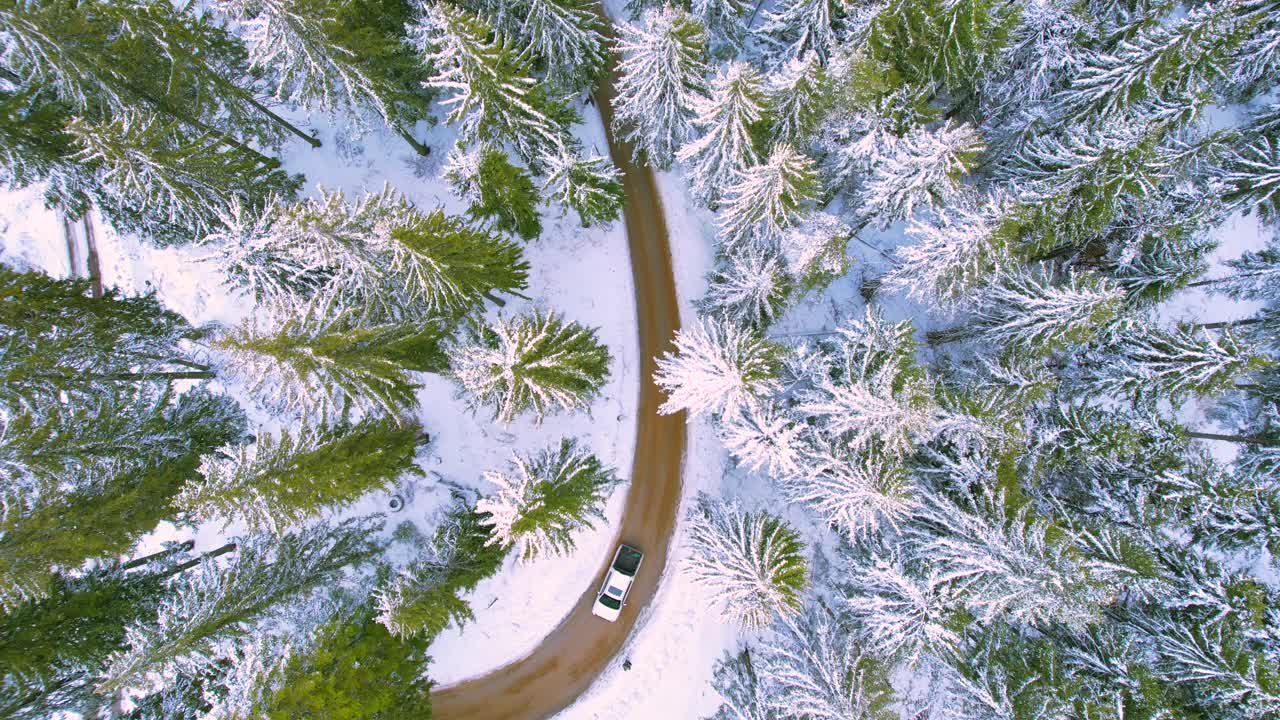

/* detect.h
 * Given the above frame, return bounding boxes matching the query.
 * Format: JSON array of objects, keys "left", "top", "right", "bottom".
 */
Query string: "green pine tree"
[
  {"left": 261, "top": 601, "right": 433, "bottom": 719},
  {"left": 376, "top": 499, "right": 508, "bottom": 639},
  {"left": 446, "top": 145, "right": 543, "bottom": 241},
  {"left": 213, "top": 301, "right": 448, "bottom": 419},
  {"left": 476, "top": 438, "right": 621, "bottom": 561},
  {"left": 177, "top": 417, "right": 427, "bottom": 533},
  {"left": 0, "top": 387, "right": 245, "bottom": 610},
  {"left": 68, "top": 111, "right": 302, "bottom": 246},
  {"left": 0, "top": 265, "right": 213, "bottom": 407},
  {"left": 451, "top": 310, "right": 612, "bottom": 423}
]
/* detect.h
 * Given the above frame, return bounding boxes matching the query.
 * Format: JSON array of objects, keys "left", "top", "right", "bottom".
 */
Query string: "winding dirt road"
[{"left": 428, "top": 18, "right": 688, "bottom": 720}]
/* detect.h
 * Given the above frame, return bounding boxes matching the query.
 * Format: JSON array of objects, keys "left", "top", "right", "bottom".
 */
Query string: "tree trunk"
[
  {"left": 1195, "top": 317, "right": 1263, "bottom": 331},
  {"left": 160, "top": 542, "right": 238, "bottom": 579},
  {"left": 1185, "top": 430, "right": 1280, "bottom": 447},
  {"left": 395, "top": 126, "right": 431, "bottom": 156},
  {"left": 123, "top": 81, "right": 282, "bottom": 168},
  {"left": 123, "top": 540, "right": 195, "bottom": 570},
  {"left": 860, "top": 275, "right": 883, "bottom": 303},
  {"left": 216, "top": 79, "right": 321, "bottom": 148},
  {"left": 926, "top": 326, "right": 974, "bottom": 346},
  {"left": 40, "top": 369, "right": 217, "bottom": 383}
]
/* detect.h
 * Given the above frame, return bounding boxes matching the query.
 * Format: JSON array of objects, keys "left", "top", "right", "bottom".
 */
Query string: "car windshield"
[{"left": 598, "top": 595, "right": 622, "bottom": 610}]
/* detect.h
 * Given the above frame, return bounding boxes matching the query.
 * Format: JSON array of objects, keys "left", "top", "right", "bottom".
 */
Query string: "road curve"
[{"left": 429, "top": 17, "right": 689, "bottom": 720}]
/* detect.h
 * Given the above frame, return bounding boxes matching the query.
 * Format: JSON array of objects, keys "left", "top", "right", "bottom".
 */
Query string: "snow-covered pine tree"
[
  {"left": 97, "top": 517, "right": 383, "bottom": 696},
  {"left": 1139, "top": 616, "right": 1280, "bottom": 720},
  {"left": 754, "top": 0, "right": 844, "bottom": 64},
  {"left": 705, "top": 648, "right": 777, "bottom": 720},
  {"left": 767, "top": 52, "right": 830, "bottom": 146},
  {"left": 1059, "top": 1, "right": 1246, "bottom": 120},
  {"left": 1203, "top": 232, "right": 1280, "bottom": 302},
  {"left": 718, "top": 402, "right": 805, "bottom": 478},
  {"left": 779, "top": 212, "right": 851, "bottom": 290},
  {"left": 215, "top": 186, "right": 530, "bottom": 316},
  {"left": 451, "top": 310, "right": 611, "bottom": 423},
  {"left": 783, "top": 446, "right": 919, "bottom": 539},
  {"left": 444, "top": 143, "right": 543, "bottom": 240},
  {"left": 759, "top": 604, "right": 897, "bottom": 720},
  {"left": 1231, "top": 0, "right": 1280, "bottom": 96},
  {"left": 1219, "top": 136, "right": 1280, "bottom": 223},
  {"left": 476, "top": 438, "right": 620, "bottom": 561},
  {"left": 540, "top": 143, "right": 625, "bottom": 227},
  {"left": 717, "top": 142, "right": 819, "bottom": 251},
  {"left": 691, "top": 0, "right": 748, "bottom": 49},
  {"left": 0, "top": 546, "right": 208, "bottom": 720},
  {"left": 214, "top": 0, "right": 414, "bottom": 140},
  {"left": 376, "top": 499, "right": 507, "bottom": 638},
  {"left": 653, "top": 317, "right": 784, "bottom": 419},
  {"left": 880, "top": 191, "right": 1018, "bottom": 307},
  {"left": 213, "top": 298, "right": 447, "bottom": 419},
  {"left": 68, "top": 111, "right": 302, "bottom": 246},
  {"left": 907, "top": 481, "right": 1112, "bottom": 629},
  {"left": 844, "top": 552, "right": 960, "bottom": 665},
  {"left": 0, "top": 0, "right": 313, "bottom": 149},
  {"left": 858, "top": 121, "right": 984, "bottom": 228},
  {"left": 614, "top": 6, "right": 709, "bottom": 168},
  {"left": 411, "top": 2, "right": 573, "bottom": 162},
  {"left": 677, "top": 61, "right": 767, "bottom": 205},
  {"left": 512, "top": 0, "right": 608, "bottom": 91},
  {"left": 701, "top": 244, "right": 792, "bottom": 328},
  {"left": 797, "top": 310, "right": 949, "bottom": 457},
  {"left": 934, "top": 264, "right": 1126, "bottom": 356},
  {"left": 177, "top": 417, "right": 425, "bottom": 533},
  {"left": 1077, "top": 323, "right": 1273, "bottom": 405},
  {"left": 684, "top": 493, "right": 807, "bottom": 629}
]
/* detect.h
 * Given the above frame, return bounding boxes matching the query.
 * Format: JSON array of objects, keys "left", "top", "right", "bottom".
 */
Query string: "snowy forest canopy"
[
  {"left": 1, "top": 0, "right": 1280, "bottom": 716},
  {"left": 638, "top": 0, "right": 1280, "bottom": 717}
]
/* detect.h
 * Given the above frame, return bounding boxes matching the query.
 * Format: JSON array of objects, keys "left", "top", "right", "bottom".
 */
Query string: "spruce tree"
[
  {"left": 210, "top": 187, "right": 530, "bottom": 315},
  {"left": 259, "top": 603, "right": 433, "bottom": 719},
  {"left": 540, "top": 144, "right": 625, "bottom": 227},
  {"left": 653, "top": 317, "right": 784, "bottom": 419},
  {"left": 97, "top": 517, "right": 383, "bottom": 696},
  {"left": 767, "top": 53, "right": 830, "bottom": 146},
  {"left": 0, "top": 266, "right": 212, "bottom": 408},
  {"left": 510, "top": 0, "right": 608, "bottom": 91},
  {"left": 754, "top": 0, "right": 844, "bottom": 64},
  {"left": 614, "top": 6, "right": 709, "bottom": 168},
  {"left": 701, "top": 245, "right": 792, "bottom": 328},
  {"left": 684, "top": 493, "right": 808, "bottom": 629},
  {"left": 0, "top": 545, "right": 201, "bottom": 720},
  {"left": 858, "top": 122, "right": 984, "bottom": 227},
  {"left": 1220, "top": 136, "right": 1280, "bottom": 222},
  {"left": 376, "top": 499, "right": 508, "bottom": 639},
  {"left": 0, "top": 0, "right": 316, "bottom": 147},
  {"left": 445, "top": 145, "right": 543, "bottom": 241},
  {"left": 213, "top": 301, "right": 447, "bottom": 419},
  {"left": 1077, "top": 323, "right": 1273, "bottom": 405},
  {"left": 759, "top": 605, "right": 897, "bottom": 720},
  {"left": 68, "top": 111, "right": 301, "bottom": 245},
  {"left": 717, "top": 142, "right": 818, "bottom": 251},
  {"left": 782, "top": 447, "right": 918, "bottom": 540},
  {"left": 451, "top": 310, "right": 612, "bottom": 423},
  {"left": 677, "top": 61, "right": 768, "bottom": 205},
  {"left": 933, "top": 265, "right": 1126, "bottom": 356},
  {"left": 0, "top": 388, "right": 245, "bottom": 610},
  {"left": 717, "top": 402, "right": 805, "bottom": 477},
  {"left": 411, "top": 2, "right": 574, "bottom": 163},
  {"left": 475, "top": 438, "right": 620, "bottom": 561},
  {"left": 177, "top": 417, "right": 426, "bottom": 533},
  {"left": 213, "top": 0, "right": 433, "bottom": 152}
]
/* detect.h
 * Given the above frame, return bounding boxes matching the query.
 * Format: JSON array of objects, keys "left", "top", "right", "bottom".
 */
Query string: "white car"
[{"left": 592, "top": 544, "right": 643, "bottom": 622}]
